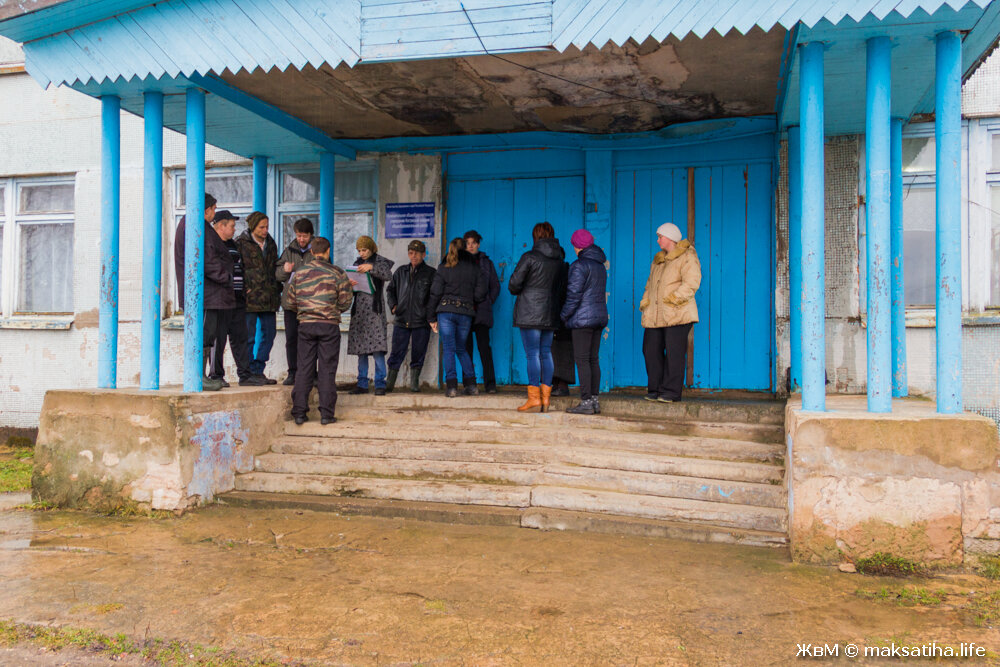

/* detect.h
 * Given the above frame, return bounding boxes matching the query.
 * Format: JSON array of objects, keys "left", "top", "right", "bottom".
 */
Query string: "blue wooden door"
[
  {"left": 447, "top": 176, "right": 584, "bottom": 385},
  {"left": 612, "top": 163, "right": 773, "bottom": 390}
]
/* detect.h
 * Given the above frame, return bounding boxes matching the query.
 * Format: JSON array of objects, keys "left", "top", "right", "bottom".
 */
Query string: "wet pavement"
[{"left": 0, "top": 492, "right": 998, "bottom": 665}]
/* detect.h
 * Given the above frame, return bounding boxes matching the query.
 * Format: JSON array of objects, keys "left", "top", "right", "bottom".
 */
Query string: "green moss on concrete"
[{"left": 855, "top": 552, "right": 921, "bottom": 577}]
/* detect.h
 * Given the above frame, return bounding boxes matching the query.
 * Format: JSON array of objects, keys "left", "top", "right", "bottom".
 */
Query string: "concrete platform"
[{"left": 786, "top": 395, "right": 1000, "bottom": 566}]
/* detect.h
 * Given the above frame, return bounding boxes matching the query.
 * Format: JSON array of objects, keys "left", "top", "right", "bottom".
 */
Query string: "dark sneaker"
[
  {"left": 293, "top": 415, "right": 308, "bottom": 425},
  {"left": 202, "top": 376, "right": 224, "bottom": 391},
  {"left": 256, "top": 374, "right": 277, "bottom": 385},
  {"left": 321, "top": 417, "right": 337, "bottom": 425},
  {"left": 374, "top": 387, "right": 386, "bottom": 396},
  {"left": 283, "top": 374, "right": 295, "bottom": 386},
  {"left": 215, "top": 378, "right": 230, "bottom": 388},
  {"left": 349, "top": 385, "right": 369, "bottom": 395},
  {"left": 643, "top": 392, "right": 658, "bottom": 401},
  {"left": 566, "top": 399, "right": 596, "bottom": 415},
  {"left": 484, "top": 383, "right": 498, "bottom": 394},
  {"left": 551, "top": 385, "right": 570, "bottom": 397},
  {"left": 657, "top": 395, "right": 681, "bottom": 403},
  {"left": 445, "top": 386, "right": 458, "bottom": 398},
  {"left": 463, "top": 384, "right": 479, "bottom": 396},
  {"left": 239, "top": 375, "right": 268, "bottom": 387}
]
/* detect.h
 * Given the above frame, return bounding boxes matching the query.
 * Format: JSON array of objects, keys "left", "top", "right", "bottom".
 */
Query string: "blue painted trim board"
[
  {"left": 183, "top": 88, "right": 206, "bottom": 393},
  {"left": 799, "top": 42, "right": 826, "bottom": 412},
  {"left": 140, "top": 91, "right": 163, "bottom": 391},
  {"left": 99, "top": 95, "right": 121, "bottom": 389},
  {"left": 865, "top": 36, "right": 892, "bottom": 413},
  {"left": 253, "top": 156, "right": 267, "bottom": 212},
  {"left": 319, "top": 152, "right": 336, "bottom": 245},
  {"left": 935, "top": 31, "right": 962, "bottom": 414}
]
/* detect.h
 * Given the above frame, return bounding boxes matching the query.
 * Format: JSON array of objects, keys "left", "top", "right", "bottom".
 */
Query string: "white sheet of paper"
[{"left": 345, "top": 267, "right": 374, "bottom": 295}]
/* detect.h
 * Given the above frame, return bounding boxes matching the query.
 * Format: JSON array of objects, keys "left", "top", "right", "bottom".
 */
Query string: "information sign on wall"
[{"left": 385, "top": 202, "right": 435, "bottom": 238}]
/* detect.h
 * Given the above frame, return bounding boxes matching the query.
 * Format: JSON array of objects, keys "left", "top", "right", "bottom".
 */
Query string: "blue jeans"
[
  {"left": 357, "top": 352, "right": 387, "bottom": 389},
  {"left": 520, "top": 328, "right": 554, "bottom": 387},
  {"left": 437, "top": 312, "right": 474, "bottom": 382},
  {"left": 245, "top": 311, "right": 277, "bottom": 376}
]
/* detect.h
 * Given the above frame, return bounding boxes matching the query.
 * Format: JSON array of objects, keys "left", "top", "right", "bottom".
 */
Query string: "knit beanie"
[
  {"left": 656, "top": 223, "right": 682, "bottom": 242},
  {"left": 570, "top": 228, "right": 594, "bottom": 249}
]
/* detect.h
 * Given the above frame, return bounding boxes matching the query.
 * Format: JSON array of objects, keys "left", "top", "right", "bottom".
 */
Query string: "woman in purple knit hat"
[{"left": 560, "top": 229, "right": 609, "bottom": 414}]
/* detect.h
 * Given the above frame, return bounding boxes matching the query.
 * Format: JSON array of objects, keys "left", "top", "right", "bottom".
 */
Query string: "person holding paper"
[{"left": 347, "top": 235, "right": 394, "bottom": 395}]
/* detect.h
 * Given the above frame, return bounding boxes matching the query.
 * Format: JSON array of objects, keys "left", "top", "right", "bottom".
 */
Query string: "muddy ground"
[{"left": 0, "top": 492, "right": 998, "bottom": 665}]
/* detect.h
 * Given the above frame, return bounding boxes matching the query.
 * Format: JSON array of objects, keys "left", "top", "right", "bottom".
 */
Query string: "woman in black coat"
[
  {"left": 508, "top": 222, "right": 566, "bottom": 412},
  {"left": 428, "top": 238, "right": 487, "bottom": 397},
  {"left": 561, "top": 229, "right": 609, "bottom": 415}
]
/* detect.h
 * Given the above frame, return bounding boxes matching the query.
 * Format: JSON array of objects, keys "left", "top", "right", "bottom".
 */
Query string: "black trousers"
[
  {"left": 210, "top": 306, "right": 251, "bottom": 381},
  {"left": 387, "top": 325, "right": 431, "bottom": 370},
  {"left": 571, "top": 327, "right": 602, "bottom": 399},
  {"left": 292, "top": 322, "right": 341, "bottom": 420},
  {"left": 643, "top": 324, "right": 692, "bottom": 399},
  {"left": 464, "top": 323, "right": 496, "bottom": 386},
  {"left": 284, "top": 309, "right": 299, "bottom": 376}
]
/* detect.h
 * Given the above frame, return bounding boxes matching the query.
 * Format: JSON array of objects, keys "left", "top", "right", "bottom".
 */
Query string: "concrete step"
[
  {"left": 254, "top": 453, "right": 787, "bottom": 508},
  {"left": 315, "top": 406, "right": 783, "bottom": 444},
  {"left": 272, "top": 437, "right": 785, "bottom": 484},
  {"left": 218, "top": 491, "right": 789, "bottom": 548},
  {"left": 285, "top": 421, "right": 784, "bottom": 463},
  {"left": 332, "top": 391, "right": 786, "bottom": 426},
  {"left": 233, "top": 472, "right": 785, "bottom": 532}
]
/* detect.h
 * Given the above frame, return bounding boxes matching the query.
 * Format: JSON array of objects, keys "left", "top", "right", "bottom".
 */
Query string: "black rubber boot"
[
  {"left": 462, "top": 377, "right": 479, "bottom": 396},
  {"left": 445, "top": 378, "right": 458, "bottom": 398},
  {"left": 410, "top": 367, "right": 421, "bottom": 393},
  {"left": 385, "top": 368, "right": 399, "bottom": 393}
]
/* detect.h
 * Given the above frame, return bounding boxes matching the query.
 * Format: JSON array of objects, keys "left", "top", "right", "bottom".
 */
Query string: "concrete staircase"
[{"left": 223, "top": 391, "right": 789, "bottom": 547}]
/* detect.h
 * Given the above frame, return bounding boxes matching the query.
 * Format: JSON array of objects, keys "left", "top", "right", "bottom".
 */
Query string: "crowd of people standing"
[{"left": 176, "top": 194, "right": 702, "bottom": 423}]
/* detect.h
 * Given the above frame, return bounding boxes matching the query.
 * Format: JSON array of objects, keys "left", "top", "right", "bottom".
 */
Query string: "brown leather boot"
[
  {"left": 517, "top": 385, "right": 542, "bottom": 412},
  {"left": 540, "top": 384, "right": 552, "bottom": 413}
]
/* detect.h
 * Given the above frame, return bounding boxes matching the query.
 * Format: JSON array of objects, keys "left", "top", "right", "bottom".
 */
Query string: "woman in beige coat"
[{"left": 639, "top": 222, "right": 701, "bottom": 402}]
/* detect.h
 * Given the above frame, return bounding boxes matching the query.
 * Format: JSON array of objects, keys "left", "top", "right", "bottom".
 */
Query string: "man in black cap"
[
  {"left": 463, "top": 230, "right": 501, "bottom": 392},
  {"left": 210, "top": 210, "right": 266, "bottom": 386},
  {"left": 385, "top": 239, "right": 436, "bottom": 392}
]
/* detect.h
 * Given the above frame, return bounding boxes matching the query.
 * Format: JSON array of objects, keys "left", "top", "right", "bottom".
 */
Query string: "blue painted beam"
[
  {"left": 140, "top": 91, "right": 163, "bottom": 391},
  {"left": 183, "top": 88, "right": 206, "bottom": 393},
  {"left": 787, "top": 125, "right": 802, "bottom": 393},
  {"left": 253, "top": 156, "right": 267, "bottom": 213},
  {"left": 935, "top": 31, "right": 962, "bottom": 414},
  {"left": 319, "top": 152, "right": 335, "bottom": 245},
  {"left": 890, "top": 117, "right": 907, "bottom": 398},
  {"left": 865, "top": 36, "right": 892, "bottom": 413},
  {"left": 799, "top": 42, "right": 825, "bottom": 412},
  {"left": 99, "top": 95, "right": 121, "bottom": 389},
  {"left": 186, "top": 73, "right": 356, "bottom": 160}
]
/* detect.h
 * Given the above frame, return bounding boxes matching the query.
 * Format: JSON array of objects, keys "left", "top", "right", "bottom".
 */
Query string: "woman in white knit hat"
[{"left": 639, "top": 222, "right": 701, "bottom": 402}]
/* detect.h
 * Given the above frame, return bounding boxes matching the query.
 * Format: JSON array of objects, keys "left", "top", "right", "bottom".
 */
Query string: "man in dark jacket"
[
  {"left": 385, "top": 240, "right": 436, "bottom": 393},
  {"left": 237, "top": 211, "right": 281, "bottom": 384},
  {"left": 275, "top": 218, "right": 314, "bottom": 386},
  {"left": 463, "top": 230, "right": 501, "bottom": 393},
  {"left": 173, "top": 193, "right": 227, "bottom": 391},
  {"left": 210, "top": 211, "right": 266, "bottom": 387},
  {"left": 287, "top": 237, "right": 354, "bottom": 426}
]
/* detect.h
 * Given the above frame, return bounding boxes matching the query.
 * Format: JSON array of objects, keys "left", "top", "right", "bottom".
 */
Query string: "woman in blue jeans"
[
  {"left": 428, "top": 238, "right": 487, "bottom": 397},
  {"left": 508, "top": 222, "right": 566, "bottom": 412}
]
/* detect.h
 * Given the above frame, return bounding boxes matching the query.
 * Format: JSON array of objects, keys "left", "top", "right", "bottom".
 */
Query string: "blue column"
[
  {"left": 935, "top": 31, "right": 962, "bottom": 413},
  {"left": 98, "top": 96, "right": 120, "bottom": 389},
  {"left": 799, "top": 42, "right": 826, "bottom": 412},
  {"left": 319, "top": 152, "right": 335, "bottom": 245},
  {"left": 865, "top": 36, "right": 892, "bottom": 412},
  {"left": 253, "top": 156, "right": 267, "bottom": 212},
  {"left": 183, "top": 89, "right": 206, "bottom": 392},
  {"left": 890, "top": 117, "right": 907, "bottom": 397},
  {"left": 787, "top": 125, "right": 802, "bottom": 392},
  {"left": 140, "top": 92, "right": 164, "bottom": 391}
]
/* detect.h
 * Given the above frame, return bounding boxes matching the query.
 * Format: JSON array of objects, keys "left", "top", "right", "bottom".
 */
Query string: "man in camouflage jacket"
[{"left": 286, "top": 237, "right": 354, "bottom": 425}]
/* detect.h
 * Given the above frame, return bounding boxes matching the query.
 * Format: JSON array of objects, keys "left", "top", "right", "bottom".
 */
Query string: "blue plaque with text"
[{"left": 385, "top": 202, "right": 435, "bottom": 238}]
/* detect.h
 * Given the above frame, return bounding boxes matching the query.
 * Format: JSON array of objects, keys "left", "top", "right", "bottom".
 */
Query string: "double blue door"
[
  {"left": 446, "top": 162, "right": 773, "bottom": 391},
  {"left": 446, "top": 176, "right": 583, "bottom": 385}
]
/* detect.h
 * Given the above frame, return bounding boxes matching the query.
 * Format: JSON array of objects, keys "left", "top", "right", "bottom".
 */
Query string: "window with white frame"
[
  {"left": 167, "top": 167, "right": 254, "bottom": 314},
  {"left": 0, "top": 177, "right": 75, "bottom": 316},
  {"left": 901, "top": 129, "right": 937, "bottom": 308},
  {"left": 985, "top": 132, "right": 1000, "bottom": 308},
  {"left": 276, "top": 162, "right": 377, "bottom": 268}
]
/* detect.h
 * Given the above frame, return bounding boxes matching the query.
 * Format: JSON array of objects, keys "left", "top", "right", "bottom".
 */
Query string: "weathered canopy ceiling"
[{"left": 219, "top": 30, "right": 785, "bottom": 138}]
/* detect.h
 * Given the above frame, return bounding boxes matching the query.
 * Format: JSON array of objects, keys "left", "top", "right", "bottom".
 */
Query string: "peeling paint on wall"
[{"left": 187, "top": 410, "right": 251, "bottom": 502}]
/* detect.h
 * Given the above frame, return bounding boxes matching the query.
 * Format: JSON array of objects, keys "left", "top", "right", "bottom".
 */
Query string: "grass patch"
[
  {"left": 0, "top": 618, "right": 304, "bottom": 666},
  {"left": 976, "top": 555, "right": 1000, "bottom": 581},
  {"left": 963, "top": 590, "right": 1000, "bottom": 628},
  {"left": 13, "top": 500, "right": 55, "bottom": 511},
  {"left": 855, "top": 586, "right": 949, "bottom": 607},
  {"left": 855, "top": 552, "right": 921, "bottom": 577},
  {"left": 0, "top": 444, "right": 33, "bottom": 493}
]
